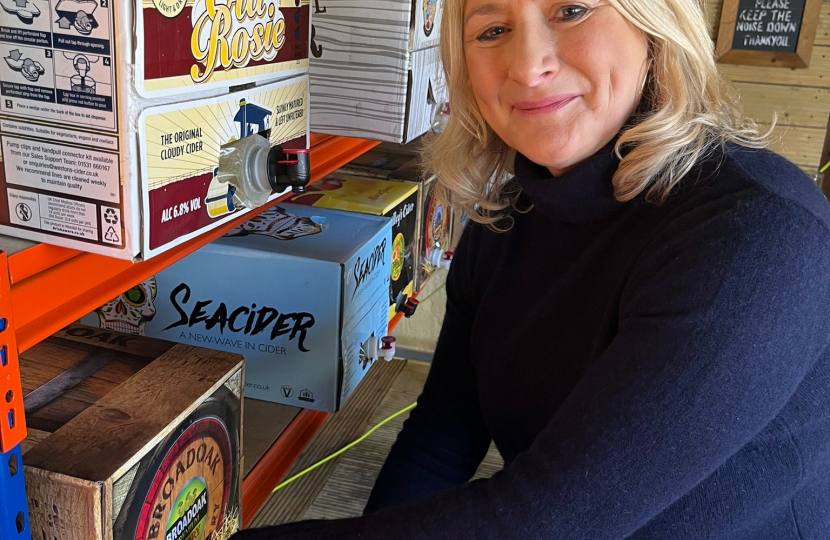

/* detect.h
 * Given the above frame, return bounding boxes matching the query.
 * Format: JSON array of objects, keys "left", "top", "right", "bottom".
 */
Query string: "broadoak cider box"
[
  {"left": 81, "top": 203, "right": 392, "bottom": 411},
  {"left": 285, "top": 176, "right": 418, "bottom": 317},
  {"left": 0, "top": 0, "right": 309, "bottom": 259},
  {"left": 21, "top": 324, "right": 244, "bottom": 540},
  {"left": 309, "top": 0, "right": 447, "bottom": 143}
]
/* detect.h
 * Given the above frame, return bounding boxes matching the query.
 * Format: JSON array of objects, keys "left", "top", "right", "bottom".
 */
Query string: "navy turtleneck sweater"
[{"left": 235, "top": 141, "right": 830, "bottom": 539}]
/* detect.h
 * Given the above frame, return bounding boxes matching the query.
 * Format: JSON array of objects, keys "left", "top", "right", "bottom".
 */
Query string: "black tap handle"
[{"left": 267, "top": 146, "right": 311, "bottom": 194}]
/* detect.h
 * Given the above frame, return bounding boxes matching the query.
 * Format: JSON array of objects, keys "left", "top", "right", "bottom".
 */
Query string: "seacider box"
[
  {"left": 332, "top": 147, "right": 453, "bottom": 293},
  {"left": 286, "top": 176, "right": 418, "bottom": 318},
  {"left": 21, "top": 323, "right": 244, "bottom": 540},
  {"left": 81, "top": 203, "right": 392, "bottom": 411},
  {"left": 0, "top": 0, "right": 310, "bottom": 259}
]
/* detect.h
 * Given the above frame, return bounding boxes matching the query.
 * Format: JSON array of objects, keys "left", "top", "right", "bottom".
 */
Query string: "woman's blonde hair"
[{"left": 423, "top": 0, "right": 771, "bottom": 227}]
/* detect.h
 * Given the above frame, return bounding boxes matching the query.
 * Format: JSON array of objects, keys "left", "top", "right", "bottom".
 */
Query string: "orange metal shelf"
[
  {"left": 3, "top": 133, "right": 397, "bottom": 522},
  {"left": 7, "top": 135, "right": 379, "bottom": 353},
  {"left": 240, "top": 298, "right": 416, "bottom": 524}
]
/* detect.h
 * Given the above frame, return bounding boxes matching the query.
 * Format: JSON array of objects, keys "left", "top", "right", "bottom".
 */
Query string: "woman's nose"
[{"left": 507, "top": 23, "right": 560, "bottom": 87}]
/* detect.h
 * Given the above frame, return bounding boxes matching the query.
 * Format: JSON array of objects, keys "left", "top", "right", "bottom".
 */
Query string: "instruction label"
[
  {"left": 2, "top": 135, "right": 119, "bottom": 202},
  {"left": 0, "top": 118, "right": 117, "bottom": 151},
  {"left": 7, "top": 187, "right": 98, "bottom": 240},
  {"left": 0, "top": 131, "right": 123, "bottom": 246},
  {"left": 0, "top": 0, "right": 117, "bottom": 131}
]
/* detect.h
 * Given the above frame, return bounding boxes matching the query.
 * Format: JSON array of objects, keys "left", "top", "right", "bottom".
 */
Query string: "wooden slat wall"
[{"left": 705, "top": 0, "right": 830, "bottom": 174}]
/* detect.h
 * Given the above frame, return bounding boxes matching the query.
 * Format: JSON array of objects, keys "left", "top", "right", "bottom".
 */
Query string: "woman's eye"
[
  {"left": 555, "top": 5, "right": 590, "bottom": 22},
  {"left": 476, "top": 26, "right": 508, "bottom": 42}
]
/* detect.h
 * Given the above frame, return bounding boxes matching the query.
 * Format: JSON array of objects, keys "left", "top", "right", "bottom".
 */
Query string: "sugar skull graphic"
[
  {"left": 225, "top": 206, "right": 327, "bottom": 240},
  {"left": 95, "top": 277, "right": 157, "bottom": 335}
]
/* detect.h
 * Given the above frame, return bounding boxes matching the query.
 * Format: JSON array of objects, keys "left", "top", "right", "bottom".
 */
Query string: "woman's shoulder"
[
  {"left": 617, "top": 147, "right": 830, "bottom": 311},
  {"left": 659, "top": 144, "right": 830, "bottom": 243},
  {"left": 718, "top": 144, "right": 830, "bottom": 231}
]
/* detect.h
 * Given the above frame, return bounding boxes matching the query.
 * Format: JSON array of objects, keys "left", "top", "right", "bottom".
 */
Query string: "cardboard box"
[
  {"left": 337, "top": 148, "right": 417, "bottom": 179},
  {"left": 81, "top": 203, "right": 392, "bottom": 411},
  {"left": 331, "top": 151, "right": 452, "bottom": 293},
  {"left": 21, "top": 324, "right": 244, "bottom": 540},
  {"left": 388, "top": 165, "right": 450, "bottom": 292},
  {"left": 309, "top": 0, "right": 447, "bottom": 143},
  {"left": 285, "top": 176, "right": 418, "bottom": 316},
  {"left": 0, "top": 0, "right": 310, "bottom": 259}
]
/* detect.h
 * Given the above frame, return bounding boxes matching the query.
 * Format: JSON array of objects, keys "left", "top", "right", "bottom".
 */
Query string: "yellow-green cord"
[
  {"left": 272, "top": 402, "right": 418, "bottom": 493},
  {"left": 821, "top": 160, "right": 830, "bottom": 174},
  {"left": 418, "top": 282, "right": 446, "bottom": 305}
]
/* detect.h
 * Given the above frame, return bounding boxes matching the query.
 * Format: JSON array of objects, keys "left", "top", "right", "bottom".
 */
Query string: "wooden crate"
[{"left": 20, "top": 324, "right": 245, "bottom": 540}]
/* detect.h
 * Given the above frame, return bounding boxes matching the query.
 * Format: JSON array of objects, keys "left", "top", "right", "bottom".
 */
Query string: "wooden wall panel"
[
  {"left": 733, "top": 83, "right": 830, "bottom": 128},
  {"left": 766, "top": 124, "right": 828, "bottom": 168},
  {"left": 816, "top": 3, "right": 830, "bottom": 46},
  {"left": 704, "top": 0, "right": 829, "bottom": 176}
]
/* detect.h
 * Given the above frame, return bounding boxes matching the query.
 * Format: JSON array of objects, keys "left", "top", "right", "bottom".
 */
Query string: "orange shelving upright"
[{"left": 0, "top": 135, "right": 379, "bottom": 539}]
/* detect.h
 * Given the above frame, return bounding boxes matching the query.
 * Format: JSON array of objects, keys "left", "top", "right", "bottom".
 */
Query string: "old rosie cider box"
[
  {"left": 0, "top": 0, "right": 310, "bottom": 259},
  {"left": 285, "top": 176, "right": 418, "bottom": 318},
  {"left": 81, "top": 203, "right": 392, "bottom": 411}
]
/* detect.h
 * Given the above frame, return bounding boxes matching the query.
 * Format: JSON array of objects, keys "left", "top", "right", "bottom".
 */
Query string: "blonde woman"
[{"left": 235, "top": 1, "right": 830, "bottom": 538}]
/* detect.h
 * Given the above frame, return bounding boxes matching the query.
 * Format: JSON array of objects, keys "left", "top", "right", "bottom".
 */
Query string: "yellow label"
[
  {"left": 153, "top": 0, "right": 187, "bottom": 18},
  {"left": 144, "top": 78, "right": 307, "bottom": 191},
  {"left": 391, "top": 233, "right": 404, "bottom": 282},
  {"left": 142, "top": 78, "right": 307, "bottom": 226},
  {"left": 288, "top": 178, "right": 418, "bottom": 215}
]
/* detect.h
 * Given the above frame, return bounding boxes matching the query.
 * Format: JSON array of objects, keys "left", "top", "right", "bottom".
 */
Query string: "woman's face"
[{"left": 463, "top": 0, "right": 649, "bottom": 175}]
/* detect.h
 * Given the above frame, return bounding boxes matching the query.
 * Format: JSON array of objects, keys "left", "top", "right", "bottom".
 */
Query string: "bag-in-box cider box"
[
  {"left": 285, "top": 176, "right": 418, "bottom": 318},
  {"left": 309, "top": 0, "right": 447, "bottom": 143},
  {"left": 0, "top": 0, "right": 310, "bottom": 259},
  {"left": 81, "top": 203, "right": 393, "bottom": 412}
]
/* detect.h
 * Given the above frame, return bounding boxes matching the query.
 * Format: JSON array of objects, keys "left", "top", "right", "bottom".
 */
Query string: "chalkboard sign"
[
  {"left": 716, "top": 0, "right": 821, "bottom": 68},
  {"left": 731, "top": 0, "right": 806, "bottom": 53}
]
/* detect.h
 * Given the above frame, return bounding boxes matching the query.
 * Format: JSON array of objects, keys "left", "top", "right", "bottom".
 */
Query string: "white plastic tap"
[
  {"left": 364, "top": 335, "right": 379, "bottom": 361},
  {"left": 379, "top": 336, "right": 396, "bottom": 362},
  {"left": 439, "top": 250, "right": 453, "bottom": 270}
]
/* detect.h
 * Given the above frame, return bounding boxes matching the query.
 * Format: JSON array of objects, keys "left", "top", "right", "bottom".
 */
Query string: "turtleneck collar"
[{"left": 513, "top": 137, "right": 625, "bottom": 224}]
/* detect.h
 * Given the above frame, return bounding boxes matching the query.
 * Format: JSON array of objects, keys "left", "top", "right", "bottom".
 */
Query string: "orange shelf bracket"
[{"left": 0, "top": 252, "right": 26, "bottom": 453}]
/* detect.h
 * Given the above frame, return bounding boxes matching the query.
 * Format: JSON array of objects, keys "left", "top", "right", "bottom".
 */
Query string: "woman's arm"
[{"left": 234, "top": 194, "right": 830, "bottom": 539}]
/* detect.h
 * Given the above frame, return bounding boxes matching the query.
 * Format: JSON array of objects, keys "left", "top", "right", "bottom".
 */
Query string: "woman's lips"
[{"left": 513, "top": 94, "right": 579, "bottom": 114}]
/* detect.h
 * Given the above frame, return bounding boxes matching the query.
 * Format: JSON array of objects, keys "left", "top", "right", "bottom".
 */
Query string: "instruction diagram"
[
  {"left": 54, "top": 0, "right": 97, "bottom": 35},
  {"left": 0, "top": 42, "right": 54, "bottom": 101},
  {"left": 55, "top": 51, "right": 108, "bottom": 98},
  {"left": 50, "top": 0, "right": 109, "bottom": 50},
  {"left": 0, "top": 0, "right": 115, "bottom": 129},
  {"left": 4, "top": 47, "right": 44, "bottom": 80},
  {"left": 0, "top": 0, "right": 40, "bottom": 23}
]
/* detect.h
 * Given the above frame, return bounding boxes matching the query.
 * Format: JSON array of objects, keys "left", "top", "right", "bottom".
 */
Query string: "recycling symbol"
[
  {"left": 104, "top": 208, "right": 118, "bottom": 224},
  {"left": 104, "top": 226, "right": 119, "bottom": 243}
]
